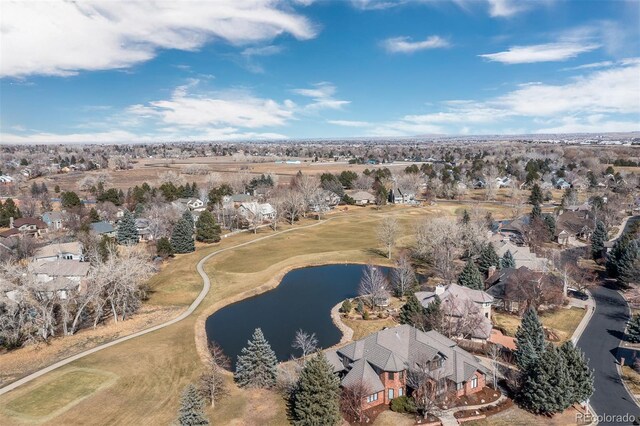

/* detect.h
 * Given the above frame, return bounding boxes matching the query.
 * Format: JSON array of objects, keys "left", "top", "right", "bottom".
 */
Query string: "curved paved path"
[
  {"left": 0, "top": 217, "right": 340, "bottom": 397},
  {"left": 577, "top": 285, "right": 640, "bottom": 424}
]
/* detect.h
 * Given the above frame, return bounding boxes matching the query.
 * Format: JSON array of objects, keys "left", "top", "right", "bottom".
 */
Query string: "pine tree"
[
  {"left": 171, "top": 218, "right": 195, "bottom": 254},
  {"left": 520, "top": 344, "right": 572, "bottom": 414},
  {"left": 501, "top": 250, "right": 516, "bottom": 269},
  {"left": 116, "top": 210, "right": 138, "bottom": 245},
  {"left": 291, "top": 352, "right": 341, "bottom": 426},
  {"left": 461, "top": 209, "right": 470, "bottom": 225},
  {"left": 591, "top": 220, "right": 607, "bottom": 260},
  {"left": 529, "top": 184, "right": 543, "bottom": 205},
  {"left": 157, "top": 236, "right": 174, "bottom": 258},
  {"left": 182, "top": 210, "right": 195, "bottom": 230},
  {"left": 196, "top": 210, "right": 221, "bottom": 243},
  {"left": 478, "top": 244, "right": 500, "bottom": 275},
  {"left": 424, "top": 295, "right": 444, "bottom": 333},
  {"left": 399, "top": 293, "right": 425, "bottom": 328},
  {"left": 88, "top": 208, "right": 100, "bottom": 223},
  {"left": 530, "top": 203, "right": 542, "bottom": 219},
  {"left": 543, "top": 215, "right": 556, "bottom": 238},
  {"left": 606, "top": 235, "right": 629, "bottom": 278},
  {"left": 514, "top": 307, "right": 546, "bottom": 371},
  {"left": 559, "top": 341, "right": 594, "bottom": 404},
  {"left": 234, "top": 328, "right": 278, "bottom": 389},
  {"left": 618, "top": 239, "right": 640, "bottom": 286},
  {"left": 177, "top": 383, "right": 209, "bottom": 426},
  {"left": 457, "top": 259, "right": 484, "bottom": 290},
  {"left": 627, "top": 314, "right": 640, "bottom": 343}
]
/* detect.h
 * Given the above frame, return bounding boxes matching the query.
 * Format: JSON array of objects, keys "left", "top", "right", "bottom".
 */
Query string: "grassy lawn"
[
  {"left": 465, "top": 404, "right": 583, "bottom": 425},
  {"left": 0, "top": 205, "right": 460, "bottom": 425},
  {"left": 342, "top": 317, "right": 398, "bottom": 341},
  {"left": 493, "top": 307, "right": 585, "bottom": 343},
  {"left": 1, "top": 369, "right": 115, "bottom": 422}
]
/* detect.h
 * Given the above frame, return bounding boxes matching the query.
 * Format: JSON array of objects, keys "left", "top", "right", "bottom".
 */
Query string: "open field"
[
  {"left": 0, "top": 204, "right": 462, "bottom": 425},
  {"left": 492, "top": 307, "right": 586, "bottom": 343}
]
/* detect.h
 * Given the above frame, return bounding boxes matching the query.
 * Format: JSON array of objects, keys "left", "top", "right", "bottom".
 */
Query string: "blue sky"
[{"left": 1, "top": 0, "right": 639, "bottom": 143}]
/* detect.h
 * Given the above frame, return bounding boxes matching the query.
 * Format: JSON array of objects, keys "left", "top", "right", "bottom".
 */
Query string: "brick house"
[
  {"left": 0, "top": 217, "right": 48, "bottom": 238},
  {"left": 325, "top": 325, "right": 489, "bottom": 410}
]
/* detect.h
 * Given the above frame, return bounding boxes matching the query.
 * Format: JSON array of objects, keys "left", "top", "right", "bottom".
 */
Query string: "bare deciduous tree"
[
  {"left": 280, "top": 188, "right": 304, "bottom": 225},
  {"left": 358, "top": 263, "right": 390, "bottom": 309},
  {"left": 415, "top": 217, "right": 460, "bottom": 283},
  {"left": 340, "top": 381, "right": 372, "bottom": 423},
  {"left": 199, "top": 341, "right": 230, "bottom": 408},
  {"left": 377, "top": 216, "right": 400, "bottom": 259},
  {"left": 391, "top": 252, "right": 416, "bottom": 298},
  {"left": 292, "top": 329, "right": 318, "bottom": 362}
]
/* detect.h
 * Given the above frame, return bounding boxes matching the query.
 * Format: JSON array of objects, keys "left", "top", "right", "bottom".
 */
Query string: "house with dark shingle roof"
[{"left": 325, "top": 325, "right": 489, "bottom": 410}]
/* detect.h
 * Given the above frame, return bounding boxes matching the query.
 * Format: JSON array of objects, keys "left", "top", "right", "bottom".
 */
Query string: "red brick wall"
[
  {"left": 362, "top": 390, "right": 385, "bottom": 409},
  {"left": 463, "top": 372, "right": 485, "bottom": 395},
  {"left": 380, "top": 370, "right": 407, "bottom": 404}
]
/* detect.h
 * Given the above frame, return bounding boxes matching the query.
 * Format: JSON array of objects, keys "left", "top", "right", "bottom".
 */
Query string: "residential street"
[{"left": 578, "top": 284, "right": 640, "bottom": 424}]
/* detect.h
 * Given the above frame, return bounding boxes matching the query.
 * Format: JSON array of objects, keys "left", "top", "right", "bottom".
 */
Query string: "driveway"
[{"left": 577, "top": 284, "right": 640, "bottom": 424}]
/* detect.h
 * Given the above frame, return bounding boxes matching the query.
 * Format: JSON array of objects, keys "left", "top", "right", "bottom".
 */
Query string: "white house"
[
  {"left": 42, "top": 211, "right": 64, "bottom": 230},
  {"left": 174, "top": 197, "right": 206, "bottom": 212},
  {"left": 237, "top": 202, "right": 276, "bottom": 222}
]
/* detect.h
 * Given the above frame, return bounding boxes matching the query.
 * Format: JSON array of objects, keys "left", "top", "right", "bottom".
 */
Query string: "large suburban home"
[
  {"left": 325, "top": 325, "right": 489, "bottom": 411},
  {"left": 493, "top": 240, "right": 547, "bottom": 272},
  {"left": 90, "top": 221, "right": 116, "bottom": 238},
  {"left": 0, "top": 217, "right": 48, "bottom": 239},
  {"left": 32, "top": 259, "right": 90, "bottom": 298},
  {"left": 554, "top": 210, "right": 594, "bottom": 246},
  {"left": 237, "top": 202, "right": 276, "bottom": 222},
  {"left": 491, "top": 216, "right": 530, "bottom": 245},
  {"left": 415, "top": 284, "right": 494, "bottom": 342},
  {"left": 33, "top": 241, "right": 83, "bottom": 262},
  {"left": 173, "top": 197, "right": 205, "bottom": 212},
  {"left": 350, "top": 191, "right": 376, "bottom": 205},
  {"left": 135, "top": 218, "right": 154, "bottom": 241},
  {"left": 388, "top": 188, "right": 415, "bottom": 204},
  {"left": 222, "top": 194, "right": 254, "bottom": 209},
  {"left": 42, "top": 211, "right": 64, "bottom": 230},
  {"left": 485, "top": 267, "right": 565, "bottom": 314}
]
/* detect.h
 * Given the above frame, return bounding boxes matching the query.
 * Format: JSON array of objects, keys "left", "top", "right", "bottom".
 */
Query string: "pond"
[{"left": 205, "top": 264, "right": 391, "bottom": 366}]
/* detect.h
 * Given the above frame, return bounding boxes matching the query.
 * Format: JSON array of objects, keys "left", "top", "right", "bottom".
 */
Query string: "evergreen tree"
[
  {"left": 543, "top": 215, "right": 556, "bottom": 238},
  {"left": 501, "top": 250, "right": 516, "bottom": 269},
  {"left": 291, "top": 352, "right": 341, "bottom": 426},
  {"left": 195, "top": 210, "right": 221, "bottom": 243},
  {"left": 134, "top": 203, "right": 144, "bottom": 218},
  {"left": 559, "top": 341, "right": 594, "bottom": 404},
  {"left": 177, "top": 384, "right": 209, "bottom": 426},
  {"left": 0, "top": 198, "right": 21, "bottom": 227},
  {"left": 182, "top": 210, "right": 195, "bottom": 229},
  {"left": 61, "top": 191, "right": 82, "bottom": 209},
  {"left": 88, "top": 208, "right": 100, "bottom": 223},
  {"left": 591, "top": 220, "right": 607, "bottom": 260},
  {"left": 157, "top": 237, "right": 174, "bottom": 258},
  {"left": 171, "top": 218, "right": 195, "bottom": 254},
  {"left": 478, "top": 243, "right": 500, "bottom": 275},
  {"left": 529, "top": 184, "right": 543, "bottom": 205},
  {"left": 514, "top": 307, "right": 546, "bottom": 371},
  {"left": 617, "top": 239, "right": 640, "bottom": 286},
  {"left": 530, "top": 203, "right": 542, "bottom": 219},
  {"left": 423, "top": 295, "right": 443, "bottom": 333},
  {"left": 457, "top": 259, "right": 484, "bottom": 290},
  {"left": 606, "top": 235, "right": 629, "bottom": 278},
  {"left": 627, "top": 314, "right": 640, "bottom": 343},
  {"left": 116, "top": 210, "right": 138, "bottom": 245},
  {"left": 235, "top": 328, "right": 278, "bottom": 389},
  {"left": 399, "top": 293, "right": 425, "bottom": 327},
  {"left": 461, "top": 209, "right": 470, "bottom": 225},
  {"left": 520, "top": 344, "right": 572, "bottom": 414}
]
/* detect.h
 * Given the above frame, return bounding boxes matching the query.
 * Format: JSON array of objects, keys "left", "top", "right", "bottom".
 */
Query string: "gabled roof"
[
  {"left": 33, "top": 260, "right": 90, "bottom": 277},
  {"left": 341, "top": 358, "right": 385, "bottom": 393},
  {"left": 34, "top": 241, "right": 82, "bottom": 259},
  {"left": 91, "top": 221, "right": 114, "bottom": 234},
  {"left": 336, "top": 325, "right": 487, "bottom": 386},
  {"left": 13, "top": 218, "right": 47, "bottom": 229}
]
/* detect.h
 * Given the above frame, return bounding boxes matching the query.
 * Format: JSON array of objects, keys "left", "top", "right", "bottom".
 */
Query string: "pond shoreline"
[{"left": 195, "top": 259, "right": 387, "bottom": 366}]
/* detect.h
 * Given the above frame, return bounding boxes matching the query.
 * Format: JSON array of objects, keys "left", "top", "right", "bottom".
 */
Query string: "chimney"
[
  {"left": 487, "top": 266, "right": 497, "bottom": 278},
  {"left": 435, "top": 284, "right": 445, "bottom": 295},
  {"left": 9, "top": 216, "right": 14, "bottom": 229}
]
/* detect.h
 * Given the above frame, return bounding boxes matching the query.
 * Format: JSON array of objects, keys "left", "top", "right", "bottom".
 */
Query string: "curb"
[{"left": 572, "top": 289, "right": 596, "bottom": 345}]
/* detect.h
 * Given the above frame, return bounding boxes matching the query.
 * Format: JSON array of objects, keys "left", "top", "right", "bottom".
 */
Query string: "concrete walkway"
[{"left": 0, "top": 217, "right": 339, "bottom": 397}]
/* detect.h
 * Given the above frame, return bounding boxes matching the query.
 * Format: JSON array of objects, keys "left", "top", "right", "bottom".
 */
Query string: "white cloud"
[
  {"left": 327, "top": 120, "right": 371, "bottom": 127},
  {"left": 350, "top": 0, "right": 403, "bottom": 10},
  {"left": 486, "top": 0, "right": 527, "bottom": 17},
  {"left": 360, "top": 60, "right": 640, "bottom": 136},
  {"left": 292, "top": 82, "right": 350, "bottom": 110},
  {"left": 480, "top": 42, "right": 600, "bottom": 64},
  {"left": 382, "top": 36, "right": 450, "bottom": 54},
  {"left": 1, "top": 0, "right": 316, "bottom": 77}
]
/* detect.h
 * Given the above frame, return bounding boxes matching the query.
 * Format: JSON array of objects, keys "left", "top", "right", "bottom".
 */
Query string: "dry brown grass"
[{"left": 492, "top": 307, "right": 586, "bottom": 343}]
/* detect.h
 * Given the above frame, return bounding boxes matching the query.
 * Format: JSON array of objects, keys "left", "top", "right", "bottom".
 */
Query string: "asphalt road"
[{"left": 578, "top": 284, "right": 640, "bottom": 424}]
